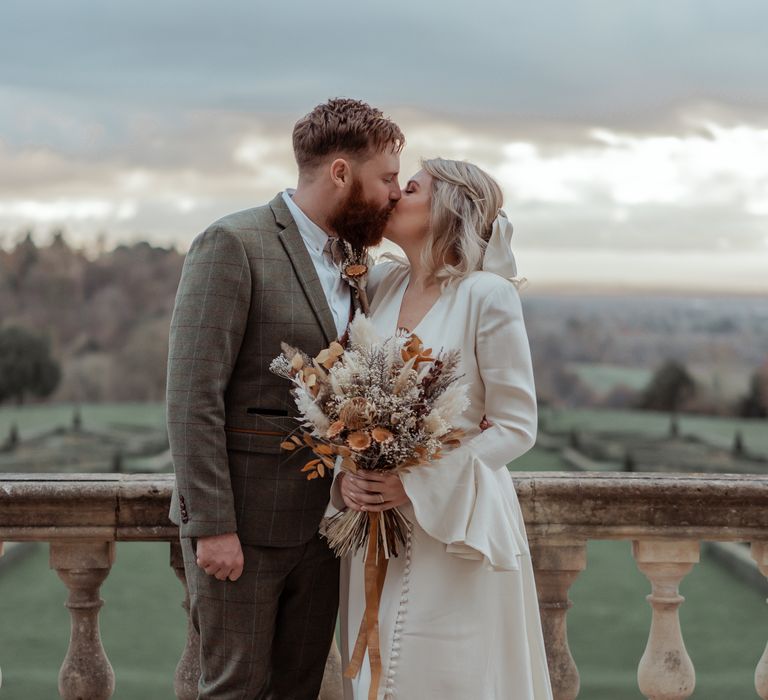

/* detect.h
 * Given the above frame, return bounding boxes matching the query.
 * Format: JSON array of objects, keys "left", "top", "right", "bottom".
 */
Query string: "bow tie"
[{"left": 323, "top": 236, "right": 345, "bottom": 267}]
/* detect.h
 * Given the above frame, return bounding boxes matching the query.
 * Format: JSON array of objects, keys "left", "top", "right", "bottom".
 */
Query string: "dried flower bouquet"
[{"left": 270, "top": 312, "right": 468, "bottom": 559}]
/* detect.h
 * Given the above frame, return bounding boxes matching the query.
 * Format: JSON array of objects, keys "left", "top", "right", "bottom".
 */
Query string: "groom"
[{"left": 166, "top": 98, "right": 404, "bottom": 699}]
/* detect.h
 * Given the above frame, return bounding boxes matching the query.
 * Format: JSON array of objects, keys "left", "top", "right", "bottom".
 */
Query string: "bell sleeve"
[{"left": 399, "top": 279, "right": 537, "bottom": 571}]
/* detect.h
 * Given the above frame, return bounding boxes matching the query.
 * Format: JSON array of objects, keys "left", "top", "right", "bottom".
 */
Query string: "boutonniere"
[{"left": 340, "top": 243, "right": 371, "bottom": 315}]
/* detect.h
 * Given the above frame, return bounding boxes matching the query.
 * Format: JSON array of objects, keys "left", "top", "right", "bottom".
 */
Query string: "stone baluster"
[
  {"left": 633, "top": 539, "right": 699, "bottom": 700},
  {"left": 751, "top": 542, "right": 768, "bottom": 699},
  {"left": 0, "top": 540, "right": 3, "bottom": 692},
  {"left": 170, "top": 542, "right": 201, "bottom": 700},
  {"left": 320, "top": 640, "right": 344, "bottom": 700},
  {"left": 50, "top": 541, "right": 116, "bottom": 700},
  {"left": 530, "top": 538, "right": 587, "bottom": 700}
]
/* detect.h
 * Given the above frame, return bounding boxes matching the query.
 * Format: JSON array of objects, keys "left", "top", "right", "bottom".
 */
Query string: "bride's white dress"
[{"left": 327, "top": 260, "right": 554, "bottom": 700}]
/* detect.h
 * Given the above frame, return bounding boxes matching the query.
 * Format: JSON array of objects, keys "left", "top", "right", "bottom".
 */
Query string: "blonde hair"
[
  {"left": 418, "top": 158, "right": 503, "bottom": 288},
  {"left": 292, "top": 98, "right": 405, "bottom": 171}
]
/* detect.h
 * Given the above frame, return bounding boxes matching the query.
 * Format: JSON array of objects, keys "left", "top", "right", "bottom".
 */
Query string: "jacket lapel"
[{"left": 270, "top": 194, "right": 338, "bottom": 345}]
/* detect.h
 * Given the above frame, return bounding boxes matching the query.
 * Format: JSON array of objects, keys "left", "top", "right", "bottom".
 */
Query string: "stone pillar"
[
  {"left": 50, "top": 541, "right": 116, "bottom": 700},
  {"left": 633, "top": 539, "right": 699, "bottom": 700},
  {"left": 530, "top": 538, "right": 587, "bottom": 700},
  {"left": 751, "top": 542, "right": 768, "bottom": 700},
  {"left": 319, "top": 640, "right": 344, "bottom": 700},
  {"left": 0, "top": 540, "right": 3, "bottom": 692},
  {"left": 170, "top": 541, "right": 201, "bottom": 700}
]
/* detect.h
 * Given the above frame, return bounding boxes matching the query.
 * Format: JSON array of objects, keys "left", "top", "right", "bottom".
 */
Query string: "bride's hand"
[
  {"left": 339, "top": 472, "right": 364, "bottom": 512},
  {"left": 342, "top": 471, "right": 410, "bottom": 512}
]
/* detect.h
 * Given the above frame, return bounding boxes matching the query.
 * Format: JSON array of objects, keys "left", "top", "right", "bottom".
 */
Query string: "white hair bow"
[{"left": 481, "top": 210, "right": 528, "bottom": 289}]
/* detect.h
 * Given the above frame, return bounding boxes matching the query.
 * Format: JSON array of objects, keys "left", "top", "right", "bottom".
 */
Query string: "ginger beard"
[{"left": 329, "top": 177, "right": 395, "bottom": 250}]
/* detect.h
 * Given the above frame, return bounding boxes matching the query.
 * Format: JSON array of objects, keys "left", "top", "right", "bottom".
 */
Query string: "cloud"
[
  {"left": 0, "top": 107, "right": 766, "bottom": 264},
  {"left": 1, "top": 1, "right": 767, "bottom": 288},
  {"left": 2, "top": 1, "right": 768, "bottom": 124}
]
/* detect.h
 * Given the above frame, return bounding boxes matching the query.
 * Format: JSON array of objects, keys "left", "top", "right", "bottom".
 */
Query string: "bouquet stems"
[{"left": 324, "top": 505, "right": 412, "bottom": 559}]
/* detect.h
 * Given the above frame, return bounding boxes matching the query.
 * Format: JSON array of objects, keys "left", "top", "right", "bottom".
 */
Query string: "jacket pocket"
[
  {"left": 246, "top": 407, "right": 289, "bottom": 416},
  {"left": 224, "top": 413, "right": 299, "bottom": 455}
]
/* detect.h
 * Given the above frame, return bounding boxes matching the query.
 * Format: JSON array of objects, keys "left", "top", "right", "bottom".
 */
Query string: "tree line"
[{"left": 0, "top": 229, "right": 766, "bottom": 418}]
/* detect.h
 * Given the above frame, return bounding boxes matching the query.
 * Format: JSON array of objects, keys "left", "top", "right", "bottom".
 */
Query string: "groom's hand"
[{"left": 196, "top": 532, "right": 244, "bottom": 582}]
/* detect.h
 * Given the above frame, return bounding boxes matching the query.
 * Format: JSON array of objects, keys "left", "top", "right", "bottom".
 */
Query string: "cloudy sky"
[{"left": 2, "top": 0, "right": 767, "bottom": 292}]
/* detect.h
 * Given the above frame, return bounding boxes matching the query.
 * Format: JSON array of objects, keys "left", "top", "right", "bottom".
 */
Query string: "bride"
[{"left": 327, "top": 158, "right": 554, "bottom": 699}]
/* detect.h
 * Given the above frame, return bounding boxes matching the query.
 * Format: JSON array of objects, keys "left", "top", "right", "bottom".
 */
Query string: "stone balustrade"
[{"left": 2, "top": 471, "right": 768, "bottom": 699}]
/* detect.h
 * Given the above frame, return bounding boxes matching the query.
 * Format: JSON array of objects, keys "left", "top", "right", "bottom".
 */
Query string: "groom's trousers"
[{"left": 180, "top": 532, "right": 340, "bottom": 700}]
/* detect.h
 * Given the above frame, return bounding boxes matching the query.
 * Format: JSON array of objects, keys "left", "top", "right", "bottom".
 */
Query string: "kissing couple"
[{"left": 167, "top": 97, "right": 553, "bottom": 699}]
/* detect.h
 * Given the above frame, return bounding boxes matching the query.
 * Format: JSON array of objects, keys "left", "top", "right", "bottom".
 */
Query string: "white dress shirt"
[{"left": 282, "top": 189, "right": 351, "bottom": 339}]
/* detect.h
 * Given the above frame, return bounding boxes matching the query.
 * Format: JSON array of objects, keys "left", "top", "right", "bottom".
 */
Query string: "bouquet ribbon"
[{"left": 344, "top": 512, "right": 389, "bottom": 700}]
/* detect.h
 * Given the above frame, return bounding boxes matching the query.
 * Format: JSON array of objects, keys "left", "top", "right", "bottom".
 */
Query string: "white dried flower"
[
  {"left": 293, "top": 382, "right": 330, "bottom": 435},
  {"left": 433, "top": 383, "right": 470, "bottom": 423},
  {"left": 424, "top": 409, "right": 450, "bottom": 437},
  {"left": 348, "top": 311, "right": 381, "bottom": 349}
]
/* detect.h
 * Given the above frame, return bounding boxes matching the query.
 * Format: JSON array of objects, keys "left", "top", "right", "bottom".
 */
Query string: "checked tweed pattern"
[{"left": 167, "top": 193, "right": 349, "bottom": 546}]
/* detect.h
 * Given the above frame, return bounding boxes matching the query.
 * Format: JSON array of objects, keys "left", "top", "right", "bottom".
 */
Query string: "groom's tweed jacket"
[{"left": 167, "top": 193, "right": 342, "bottom": 546}]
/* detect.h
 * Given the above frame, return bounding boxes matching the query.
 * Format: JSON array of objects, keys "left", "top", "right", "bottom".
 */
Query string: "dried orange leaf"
[
  {"left": 280, "top": 441, "right": 297, "bottom": 451},
  {"left": 326, "top": 420, "right": 345, "bottom": 439},
  {"left": 317, "top": 463, "right": 325, "bottom": 478},
  {"left": 307, "top": 471, "right": 319, "bottom": 480},
  {"left": 315, "top": 444, "right": 334, "bottom": 455},
  {"left": 301, "top": 458, "right": 322, "bottom": 471},
  {"left": 301, "top": 458, "right": 321, "bottom": 471}
]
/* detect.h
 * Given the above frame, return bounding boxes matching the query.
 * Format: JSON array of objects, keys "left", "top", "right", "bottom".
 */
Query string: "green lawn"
[
  {"left": 511, "top": 445, "right": 572, "bottom": 471},
  {"left": 0, "top": 541, "right": 186, "bottom": 700},
  {"left": 2, "top": 401, "right": 764, "bottom": 461},
  {"left": 0, "top": 538, "right": 765, "bottom": 699},
  {"left": 542, "top": 406, "right": 768, "bottom": 458},
  {"left": 567, "top": 362, "right": 652, "bottom": 394},
  {"left": 566, "top": 361, "right": 752, "bottom": 403},
  {"left": 0, "top": 402, "right": 166, "bottom": 443}
]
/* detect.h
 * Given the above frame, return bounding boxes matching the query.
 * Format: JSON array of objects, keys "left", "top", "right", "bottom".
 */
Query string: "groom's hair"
[{"left": 292, "top": 98, "right": 404, "bottom": 171}]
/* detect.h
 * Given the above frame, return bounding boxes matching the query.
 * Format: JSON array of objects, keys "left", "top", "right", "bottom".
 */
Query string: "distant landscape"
[
  {"left": 525, "top": 291, "right": 768, "bottom": 414},
  {"left": 1, "top": 231, "right": 766, "bottom": 418}
]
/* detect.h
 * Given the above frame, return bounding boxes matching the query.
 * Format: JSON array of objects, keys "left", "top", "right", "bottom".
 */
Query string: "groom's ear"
[{"left": 329, "top": 157, "right": 352, "bottom": 188}]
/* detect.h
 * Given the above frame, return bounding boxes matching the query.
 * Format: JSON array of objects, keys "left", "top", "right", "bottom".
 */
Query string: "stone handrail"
[{"left": 2, "top": 471, "right": 768, "bottom": 699}]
